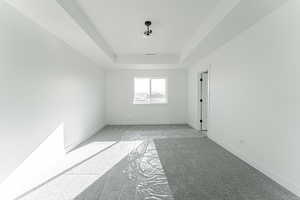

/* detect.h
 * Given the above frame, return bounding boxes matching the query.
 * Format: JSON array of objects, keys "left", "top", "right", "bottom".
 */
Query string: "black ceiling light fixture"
[{"left": 144, "top": 20, "right": 152, "bottom": 37}]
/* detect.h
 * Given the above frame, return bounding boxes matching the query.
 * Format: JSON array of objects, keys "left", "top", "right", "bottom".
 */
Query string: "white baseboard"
[
  {"left": 187, "top": 122, "right": 199, "bottom": 130},
  {"left": 208, "top": 135, "right": 300, "bottom": 197},
  {"left": 107, "top": 121, "right": 187, "bottom": 126}
]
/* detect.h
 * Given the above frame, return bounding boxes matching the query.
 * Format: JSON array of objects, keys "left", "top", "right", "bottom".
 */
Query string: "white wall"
[
  {"left": 0, "top": 3, "right": 105, "bottom": 185},
  {"left": 105, "top": 70, "right": 187, "bottom": 125},
  {"left": 188, "top": 0, "right": 300, "bottom": 196}
]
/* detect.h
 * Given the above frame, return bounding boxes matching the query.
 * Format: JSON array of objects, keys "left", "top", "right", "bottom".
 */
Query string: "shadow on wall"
[{"left": 0, "top": 123, "right": 66, "bottom": 199}]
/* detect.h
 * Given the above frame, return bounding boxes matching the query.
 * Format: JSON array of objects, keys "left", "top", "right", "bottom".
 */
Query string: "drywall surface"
[
  {"left": 0, "top": 3, "right": 105, "bottom": 186},
  {"left": 105, "top": 70, "right": 187, "bottom": 125},
  {"left": 188, "top": 0, "right": 300, "bottom": 196}
]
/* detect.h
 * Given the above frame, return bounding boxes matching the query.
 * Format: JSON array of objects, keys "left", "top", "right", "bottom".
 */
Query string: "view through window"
[{"left": 134, "top": 78, "right": 167, "bottom": 104}]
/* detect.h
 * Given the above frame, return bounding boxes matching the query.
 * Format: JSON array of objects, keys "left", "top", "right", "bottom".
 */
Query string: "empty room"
[{"left": 0, "top": 0, "right": 299, "bottom": 199}]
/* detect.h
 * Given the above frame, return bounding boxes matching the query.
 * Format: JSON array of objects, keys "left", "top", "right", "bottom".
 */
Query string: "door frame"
[{"left": 197, "top": 67, "right": 211, "bottom": 132}]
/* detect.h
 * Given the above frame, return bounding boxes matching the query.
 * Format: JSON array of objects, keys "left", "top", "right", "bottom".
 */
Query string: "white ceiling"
[
  {"left": 3, "top": 0, "right": 289, "bottom": 69},
  {"left": 76, "top": 0, "right": 220, "bottom": 55}
]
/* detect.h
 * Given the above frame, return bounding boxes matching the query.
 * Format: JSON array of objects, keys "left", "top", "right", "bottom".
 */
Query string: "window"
[{"left": 134, "top": 78, "right": 167, "bottom": 104}]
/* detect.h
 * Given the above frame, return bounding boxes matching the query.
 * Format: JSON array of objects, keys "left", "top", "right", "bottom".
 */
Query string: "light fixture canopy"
[{"left": 144, "top": 20, "right": 153, "bottom": 37}]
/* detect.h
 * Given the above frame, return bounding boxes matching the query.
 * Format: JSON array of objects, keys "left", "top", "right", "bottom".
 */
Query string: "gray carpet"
[
  {"left": 20, "top": 125, "right": 299, "bottom": 200},
  {"left": 154, "top": 137, "right": 300, "bottom": 200}
]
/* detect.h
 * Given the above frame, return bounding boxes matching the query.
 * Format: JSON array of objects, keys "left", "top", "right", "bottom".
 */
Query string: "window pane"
[
  {"left": 134, "top": 78, "right": 150, "bottom": 103},
  {"left": 151, "top": 79, "right": 167, "bottom": 103}
]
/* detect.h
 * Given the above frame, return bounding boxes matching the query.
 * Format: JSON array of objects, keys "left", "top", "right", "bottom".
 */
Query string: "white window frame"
[{"left": 133, "top": 77, "right": 168, "bottom": 105}]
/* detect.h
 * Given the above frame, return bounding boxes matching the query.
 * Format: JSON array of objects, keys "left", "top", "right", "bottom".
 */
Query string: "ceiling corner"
[{"left": 56, "top": 0, "right": 116, "bottom": 61}]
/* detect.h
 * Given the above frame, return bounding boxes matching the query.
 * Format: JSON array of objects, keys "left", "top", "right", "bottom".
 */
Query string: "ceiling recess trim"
[
  {"left": 116, "top": 54, "right": 180, "bottom": 64},
  {"left": 181, "top": 0, "right": 289, "bottom": 67},
  {"left": 180, "top": 0, "right": 240, "bottom": 62},
  {"left": 56, "top": 0, "right": 117, "bottom": 61}
]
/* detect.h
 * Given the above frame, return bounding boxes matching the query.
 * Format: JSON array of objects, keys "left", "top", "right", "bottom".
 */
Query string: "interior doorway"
[{"left": 199, "top": 71, "right": 209, "bottom": 131}]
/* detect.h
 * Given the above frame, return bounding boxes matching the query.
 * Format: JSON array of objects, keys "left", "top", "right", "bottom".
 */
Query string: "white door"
[{"left": 200, "top": 72, "right": 208, "bottom": 130}]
